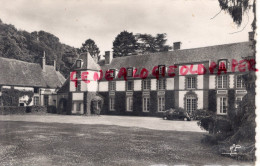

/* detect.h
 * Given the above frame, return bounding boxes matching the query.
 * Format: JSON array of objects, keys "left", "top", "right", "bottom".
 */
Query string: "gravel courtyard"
[{"left": 0, "top": 115, "right": 254, "bottom": 166}]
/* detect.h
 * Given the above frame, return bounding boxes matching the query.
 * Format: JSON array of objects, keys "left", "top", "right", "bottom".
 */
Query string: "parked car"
[{"left": 163, "top": 108, "right": 191, "bottom": 121}]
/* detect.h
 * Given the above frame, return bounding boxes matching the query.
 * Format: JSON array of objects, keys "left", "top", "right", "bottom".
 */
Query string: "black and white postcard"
[{"left": 0, "top": 0, "right": 258, "bottom": 165}]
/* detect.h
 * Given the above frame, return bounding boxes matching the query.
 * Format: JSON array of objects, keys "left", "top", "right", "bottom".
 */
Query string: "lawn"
[{"left": 0, "top": 120, "right": 254, "bottom": 166}]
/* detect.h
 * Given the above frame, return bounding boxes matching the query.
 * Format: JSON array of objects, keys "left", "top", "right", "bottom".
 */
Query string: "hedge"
[{"left": 0, "top": 106, "right": 47, "bottom": 115}]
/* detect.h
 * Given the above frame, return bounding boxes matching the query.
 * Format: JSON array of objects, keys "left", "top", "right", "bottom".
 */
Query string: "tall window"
[
  {"left": 217, "top": 75, "right": 228, "bottom": 89},
  {"left": 109, "top": 97, "right": 115, "bottom": 111},
  {"left": 33, "top": 96, "right": 39, "bottom": 106},
  {"left": 186, "top": 96, "right": 197, "bottom": 113},
  {"left": 158, "top": 97, "right": 165, "bottom": 112},
  {"left": 127, "top": 81, "right": 133, "bottom": 91},
  {"left": 143, "top": 97, "right": 150, "bottom": 112},
  {"left": 218, "top": 97, "right": 228, "bottom": 114},
  {"left": 236, "top": 75, "right": 245, "bottom": 88},
  {"left": 126, "top": 97, "right": 133, "bottom": 111},
  {"left": 143, "top": 80, "right": 151, "bottom": 90},
  {"left": 186, "top": 77, "right": 196, "bottom": 89},
  {"left": 109, "top": 81, "right": 116, "bottom": 91},
  {"left": 157, "top": 79, "right": 166, "bottom": 90}
]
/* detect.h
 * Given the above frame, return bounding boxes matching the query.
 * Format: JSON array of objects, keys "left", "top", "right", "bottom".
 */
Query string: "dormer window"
[
  {"left": 218, "top": 59, "right": 227, "bottom": 70},
  {"left": 158, "top": 65, "right": 165, "bottom": 75},
  {"left": 109, "top": 69, "right": 115, "bottom": 78},
  {"left": 76, "top": 59, "right": 82, "bottom": 68},
  {"left": 127, "top": 67, "right": 133, "bottom": 77}
]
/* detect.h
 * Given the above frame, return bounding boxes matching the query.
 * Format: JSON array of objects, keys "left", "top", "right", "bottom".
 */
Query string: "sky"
[{"left": 0, "top": 0, "right": 254, "bottom": 54}]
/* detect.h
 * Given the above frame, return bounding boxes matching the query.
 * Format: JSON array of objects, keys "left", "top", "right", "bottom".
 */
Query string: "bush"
[
  {"left": 0, "top": 106, "right": 27, "bottom": 115},
  {"left": 163, "top": 107, "right": 191, "bottom": 120},
  {"left": 197, "top": 115, "right": 233, "bottom": 135},
  {"left": 26, "top": 106, "right": 47, "bottom": 114},
  {"left": 191, "top": 109, "right": 213, "bottom": 120},
  {"left": 0, "top": 106, "right": 47, "bottom": 115}
]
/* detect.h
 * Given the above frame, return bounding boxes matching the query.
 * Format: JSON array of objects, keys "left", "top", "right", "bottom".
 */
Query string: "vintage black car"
[{"left": 163, "top": 108, "right": 191, "bottom": 121}]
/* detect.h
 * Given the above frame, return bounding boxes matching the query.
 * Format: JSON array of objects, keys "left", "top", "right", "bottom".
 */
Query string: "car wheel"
[
  {"left": 184, "top": 117, "right": 188, "bottom": 121},
  {"left": 163, "top": 116, "right": 167, "bottom": 120}
]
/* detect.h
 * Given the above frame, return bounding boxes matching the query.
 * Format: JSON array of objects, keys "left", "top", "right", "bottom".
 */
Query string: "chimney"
[
  {"left": 173, "top": 42, "right": 182, "bottom": 50},
  {"left": 105, "top": 51, "right": 113, "bottom": 64},
  {"left": 249, "top": 32, "right": 254, "bottom": 41},
  {"left": 53, "top": 60, "right": 57, "bottom": 71},
  {"left": 41, "top": 51, "right": 46, "bottom": 72}
]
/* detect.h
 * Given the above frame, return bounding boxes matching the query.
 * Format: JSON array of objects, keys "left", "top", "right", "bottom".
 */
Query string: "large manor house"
[
  {"left": 56, "top": 33, "right": 255, "bottom": 116},
  {"left": 0, "top": 33, "right": 255, "bottom": 117}
]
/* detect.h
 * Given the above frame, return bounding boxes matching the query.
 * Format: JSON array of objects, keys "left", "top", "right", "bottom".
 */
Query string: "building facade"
[
  {"left": 0, "top": 52, "right": 65, "bottom": 107},
  {"left": 58, "top": 37, "right": 255, "bottom": 116}
]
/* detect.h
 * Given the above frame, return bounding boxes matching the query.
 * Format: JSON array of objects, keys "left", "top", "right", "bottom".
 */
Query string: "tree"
[
  {"left": 218, "top": 0, "right": 255, "bottom": 29},
  {"left": 136, "top": 33, "right": 171, "bottom": 54},
  {"left": 80, "top": 39, "right": 100, "bottom": 61},
  {"left": 112, "top": 31, "right": 138, "bottom": 57}
]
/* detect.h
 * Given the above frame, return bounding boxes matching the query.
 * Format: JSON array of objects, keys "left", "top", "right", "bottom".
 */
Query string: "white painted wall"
[
  {"left": 179, "top": 91, "right": 185, "bottom": 108},
  {"left": 179, "top": 76, "right": 185, "bottom": 90},
  {"left": 134, "top": 80, "right": 142, "bottom": 91},
  {"left": 151, "top": 79, "right": 157, "bottom": 91},
  {"left": 2, "top": 86, "right": 11, "bottom": 89},
  {"left": 166, "top": 78, "right": 174, "bottom": 90},
  {"left": 70, "top": 81, "right": 76, "bottom": 92},
  {"left": 116, "top": 81, "right": 125, "bottom": 91},
  {"left": 229, "top": 74, "right": 234, "bottom": 89},
  {"left": 72, "top": 93, "right": 83, "bottom": 101},
  {"left": 14, "top": 87, "right": 34, "bottom": 91},
  {"left": 87, "top": 81, "right": 98, "bottom": 92},
  {"left": 99, "top": 82, "right": 108, "bottom": 92},
  {"left": 197, "top": 75, "right": 203, "bottom": 89},
  {"left": 209, "top": 75, "right": 215, "bottom": 89}
]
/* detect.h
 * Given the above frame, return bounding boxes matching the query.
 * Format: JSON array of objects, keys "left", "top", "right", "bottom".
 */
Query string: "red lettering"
[
  {"left": 81, "top": 72, "right": 90, "bottom": 84},
  {"left": 168, "top": 65, "right": 177, "bottom": 77},
  {"left": 118, "top": 67, "right": 127, "bottom": 81},
  {"left": 70, "top": 71, "right": 77, "bottom": 87},
  {"left": 231, "top": 59, "right": 238, "bottom": 72},
  {"left": 152, "top": 66, "right": 159, "bottom": 80},
  {"left": 180, "top": 65, "right": 188, "bottom": 75},
  {"left": 93, "top": 70, "right": 103, "bottom": 81},
  {"left": 198, "top": 64, "right": 207, "bottom": 75},
  {"left": 217, "top": 62, "right": 227, "bottom": 75},
  {"left": 133, "top": 68, "right": 140, "bottom": 78},
  {"left": 238, "top": 60, "right": 247, "bottom": 72},
  {"left": 247, "top": 59, "right": 258, "bottom": 72},
  {"left": 140, "top": 68, "right": 149, "bottom": 79},
  {"left": 209, "top": 61, "right": 217, "bottom": 74},
  {"left": 190, "top": 64, "right": 197, "bottom": 74},
  {"left": 105, "top": 70, "right": 114, "bottom": 81}
]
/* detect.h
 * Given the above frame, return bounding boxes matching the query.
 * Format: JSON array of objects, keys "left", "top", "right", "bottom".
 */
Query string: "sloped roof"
[
  {"left": 100, "top": 42, "right": 254, "bottom": 77},
  {"left": 0, "top": 57, "right": 66, "bottom": 88},
  {"left": 71, "top": 52, "right": 100, "bottom": 71},
  {"left": 57, "top": 78, "right": 70, "bottom": 93}
]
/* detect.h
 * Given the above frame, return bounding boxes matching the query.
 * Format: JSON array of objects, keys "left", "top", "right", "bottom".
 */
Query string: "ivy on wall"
[{"left": 2, "top": 88, "right": 34, "bottom": 106}]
